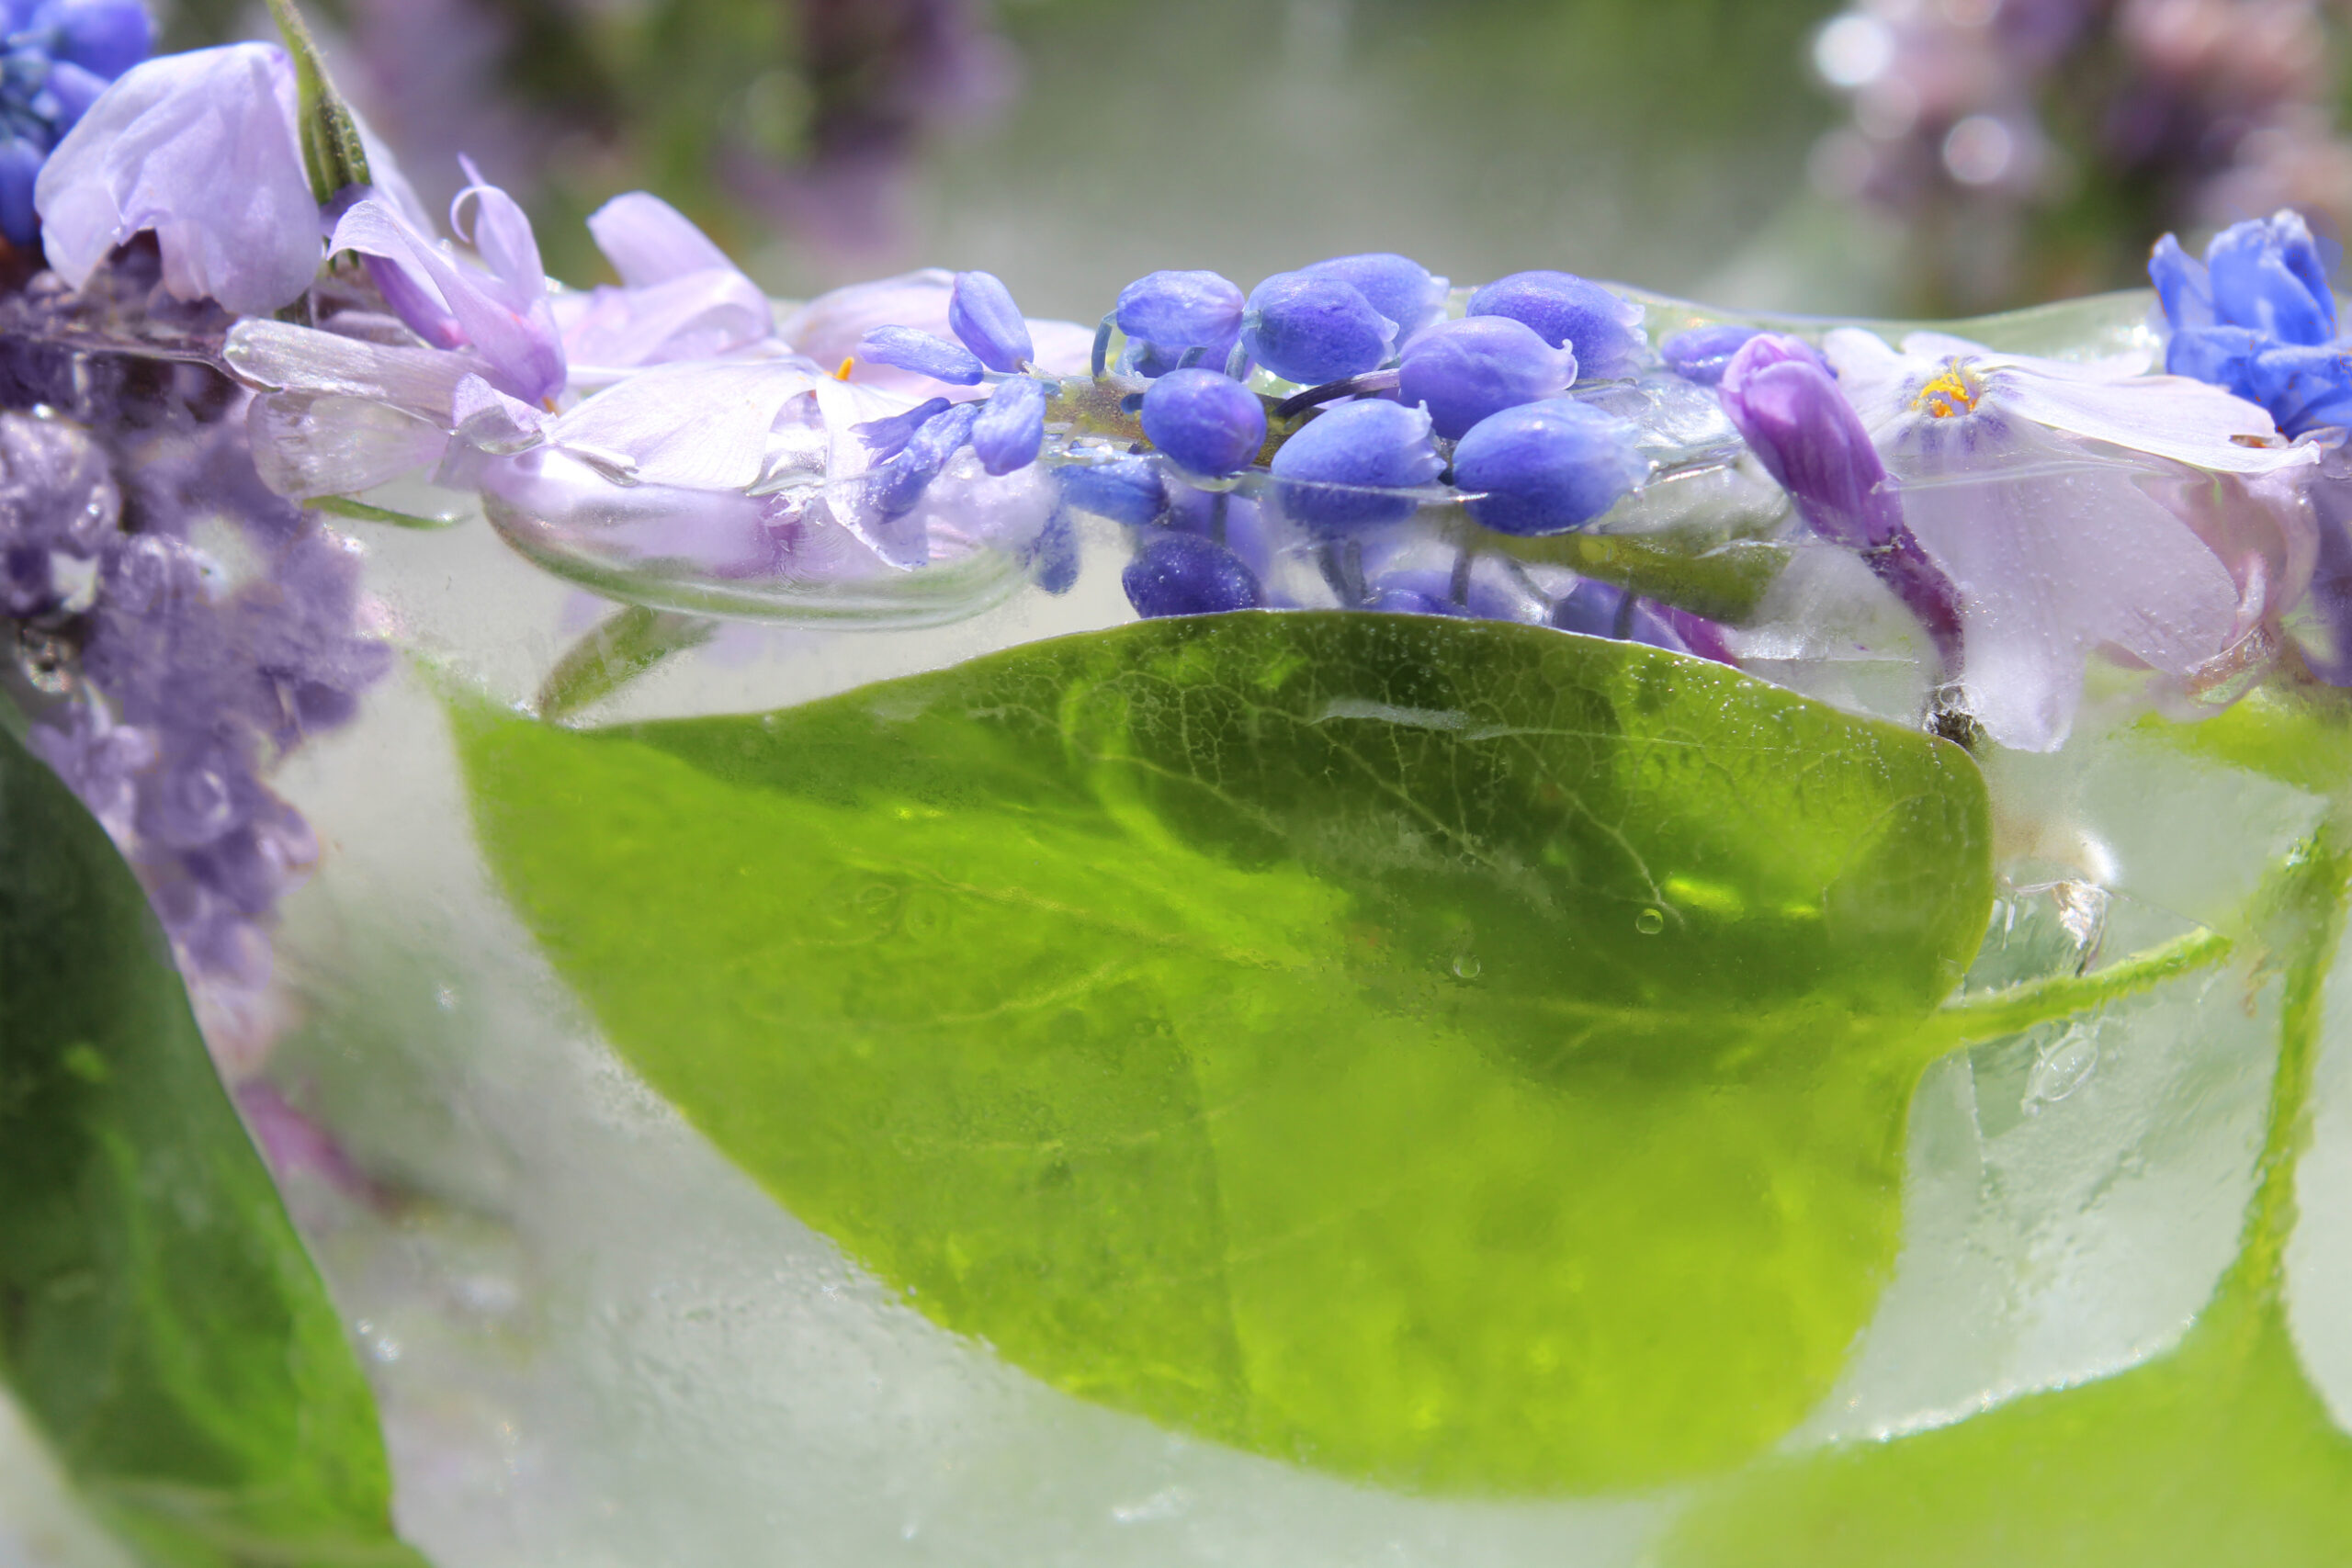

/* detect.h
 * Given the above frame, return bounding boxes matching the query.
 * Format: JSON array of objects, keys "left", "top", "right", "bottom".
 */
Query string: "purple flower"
[
  {"left": 1139, "top": 367, "right": 1266, "bottom": 478},
  {"left": 1467, "top": 271, "right": 1647, "bottom": 378},
  {"left": 0, "top": 408, "right": 118, "bottom": 616},
  {"left": 1114, "top": 269, "right": 1244, "bottom": 355},
  {"left": 1268, "top": 399, "right": 1442, "bottom": 530},
  {"left": 1396, "top": 315, "right": 1577, "bottom": 440},
  {"left": 1300, "top": 253, "right": 1450, "bottom": 339},
  {"left": 2153, "top": 212, "right": 2352, "bottom": 437},
  {"left": 855, "top": 322, "right": 985, "bottom": 385},
  {"left": 1123, "top": 530, "right": 1263, "bottom": 618},
  {"left": 1452, "top": 398, "right": 1645, "bottom": 536},
  {"left": 947, "top": 268, "right": 1032, "bottom": 373},
  {"left": 554, "top": 191, "right": 775, "bottom": 374},
  {"left": 1718, "top": 333, "right": 1963, "bottom": 674},
  {"left": 1241, "top": 271, "right": 1397, "bottom": 386},
  {"left": 971, "top": 375, "right": 1048, "bottom": 476},
  {"left": 867, "top": 399, "right": 978, "bottom": 518},
  {"left": 329, "top": 162, "right": 565, "bottom": 405},
  {"left": 1659, "top": 323, "right": 1763, "bottom": 387},
  {"left": 36, "top": 43, "right": 319, "bottom": 316}
]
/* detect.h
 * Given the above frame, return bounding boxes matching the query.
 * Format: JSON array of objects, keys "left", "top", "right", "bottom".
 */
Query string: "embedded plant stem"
[
  {"left": 2219, "top": 821, "right": 2351, "bottom": 1312},
  {"left": 1920, "top": 925, "right": 2235, "bottom": 1054},
  {"left": 310, "top": 496, "right": 460, "bottom": 530},
  {"left": 533, "top": 604, "right": 718, "bottom": 723}
]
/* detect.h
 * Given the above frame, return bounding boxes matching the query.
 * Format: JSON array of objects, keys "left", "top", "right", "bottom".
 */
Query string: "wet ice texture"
[
  {"left": 263, "top": 663, "right": 1664, "bottom": 1568},
  {"left": 1796, "top": 714, "right": 2336, "bottom": 1446}
]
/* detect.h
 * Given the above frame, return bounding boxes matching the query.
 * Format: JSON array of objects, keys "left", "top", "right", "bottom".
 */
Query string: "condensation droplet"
[
  {"left": 1634, "top": 908, "right": 1666, "bottom": 935},
  {"left": 1451, "top": 953, "right": 1482, "bottom": 980}
]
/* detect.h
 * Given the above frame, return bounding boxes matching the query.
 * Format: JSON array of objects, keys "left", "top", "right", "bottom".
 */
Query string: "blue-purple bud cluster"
[
  {"left": 0, "top": 290, "right": 388, "bottom": 1011},
  {"left": 2153, "top": 211, "right": 2352, "bottom": 437},
  {"left": 1060, "top": 253, "right": 1685, "bottom": 638},
  {"left": 0, "top": 0, "right": 151, "bottom": 244}
]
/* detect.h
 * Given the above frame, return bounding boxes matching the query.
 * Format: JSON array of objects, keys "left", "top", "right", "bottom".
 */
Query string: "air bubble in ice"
[
  {"left": 1635, "top": 908, "right": 1666, "bottom": 935},
  {"left": 2022, "top": 1021, "right": 2100, "bottom": 1114}
]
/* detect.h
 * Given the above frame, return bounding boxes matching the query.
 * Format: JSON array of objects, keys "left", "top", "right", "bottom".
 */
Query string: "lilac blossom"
[
  {"left": 1717, "top": 333, "right": 1963, "bottom": 673},
  {"left": 554, "top": 191, "right": 775, "bottom": 378},
  {"left": 1822, "top": 326, "right": 2315, "bottom": 750},
  {"left": 35, "top": 42, "right": 319, "bottom": 316},
  {"left": 328, "top": 161, "right": 564, "bottom": 406}
]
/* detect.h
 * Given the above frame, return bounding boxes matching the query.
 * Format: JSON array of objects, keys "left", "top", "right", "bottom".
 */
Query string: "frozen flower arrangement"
[{"left": 6, "top": 0, "right": 2352, "bottom": 1077}]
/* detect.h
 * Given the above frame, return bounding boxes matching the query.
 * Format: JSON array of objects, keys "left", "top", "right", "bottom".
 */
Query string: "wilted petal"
[{"left": 35, "top": 43, "right": 318, "bottom": 316}]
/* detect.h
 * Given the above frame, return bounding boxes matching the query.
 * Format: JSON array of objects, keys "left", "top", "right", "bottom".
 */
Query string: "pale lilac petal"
[
  {"left": 555, "top": 270, "right": 775, "bottom": 373},
  {"left": 547, "top": 360, "right": 824, "bottom": 491},
  {"left": 34, "top": 43, "right": 318, "bottom": 316},
  {"left": 224, "top": 319, "right": 476, "bottom": 424},
  {"left": 330, "top": 191, "right": 564, "bottom": 404},
  {"left": 1893, "top": 421, "right": 2242, "bottom": 750},
  {"left": 1989, "top": 366, "right": 2315, "bottom": 475},
  {"left": 247, "top": 391, "right": 450, "bottom": 500},
  {"left": 1818, "top": 328, "right": 1912, "bottom": 426},
  {"left": 482, "top": 449, "right": 785, "bottom": 579},
  {"left": 1027, "top": 317, "right": 1097, "bottom": 378},
  {"left": 779, "top": 267, "right": 957, "bottom": 392},
  {"left": 588, "top": 191, "right": 738, "bottom": 288},
  {"left": 449, "top": 175, "right": 547, "bottom": 316}
]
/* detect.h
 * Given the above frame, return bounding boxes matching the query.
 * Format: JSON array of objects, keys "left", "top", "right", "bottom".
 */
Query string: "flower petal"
[
  {"left": 586, "top": 191, "right": 738, "bottom": 288},
  {"left": 34, "top": 43, "right": 318, "bottom": 316},
  {"left": 1990, "top": 363, "right": 2314, "bottom": 474},
  {"left": 246, "top": 391, "right": 450, "bottom": 501},
  {"left": 224, "top": 319, "right": 476, "bottom": 424},
  {"left": 546, "top": 360, "right": 824, "bottom": 491}
]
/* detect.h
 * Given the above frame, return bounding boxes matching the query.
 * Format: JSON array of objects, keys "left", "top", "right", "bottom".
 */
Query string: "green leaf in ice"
[
  {"left": 0, "top": 727, "right": 422, "bottom": 1567},
  {"left": 455, "top": 612, "right": 1995, "bottom": 1494},
  {"left": 1661, "top": 827, "right": 2352, "bottom": 1567}
]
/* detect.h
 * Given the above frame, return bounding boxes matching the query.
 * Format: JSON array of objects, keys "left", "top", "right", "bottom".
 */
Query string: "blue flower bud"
[
  {"left": 972, "top": 375, "right": 1049, "bottom": 475},
  {"left": 44, "top": 0, "right": 153, "bottom": 79},
  {"left": 1659, "top": 323, "right": 1763, "bottom": 387},
  {"left": 1165, "top": 484, "right": 1274, "bottom": 577},
  {"left": 1027, "top": 507, "right": 1080, "bottom": 595},
  {"left": 1115, "top": 270, "right": 1246, "bottom": 350},
  {"left": 853, "top": 396, "right": 953, "bottom": 460},
  {"left": 2207, "top": 210, "right": 2335, "bottom": 346},
  {"left": 0, "top": 136, "right": 41, "bottom": 247},
  {"left": 41, "top": 59, "right": 108, "bottom": 134},
  {"left": 1123, "top": 530, "right": 1262, "bottom": 618},
  {"left": 1453, "top": 399, "right": 1645, "bottom": 536},
  {"left": 2149, "top": 233, "right": 2215, "bottom": 330},
  {"left": 1301, "top": 253, "right": 1450, "bottom": 339},
  {"left": 1269, "top": 399, "right": 1442, "bottom": 531},
  {"left": 1241, "top": 272, "right": 1398, "bottom": 387},
  {"left": 867, "top": 401, "right": 978, "bottom": 517},
  {"left": 948, "top": 269, "right": 1035, "bottom": 373},
  {"left": 1058, "top": 456, "right": 1167, "bottom": 525},
  {"left": 857, "top": 325, "right": 985, "bottom": 386},
  {"left": 1467, "top": 271, "right": 1647, "bottom": 378},
  {"left": 1140, "top": 367, "right": 1268, "bottom": 478},
  {"left": 1363, "top": 584, "right": 1458, "bottom": 617},
  {"left": 1396, "top": 315, "right": 1577, "bottom": 440}
]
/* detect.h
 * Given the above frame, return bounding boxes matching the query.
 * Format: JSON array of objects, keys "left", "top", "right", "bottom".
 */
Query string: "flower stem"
[{"left": 533, "top": 604, "right": 717, "bottom": 724}]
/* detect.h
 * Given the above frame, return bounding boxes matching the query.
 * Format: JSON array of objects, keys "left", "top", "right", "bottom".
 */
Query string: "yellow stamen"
[
  {"left": 835, "top": 355, "right": 856, "bottom": 380},
  {"left": 1913, "top": 359, "right": 1983, "bottom": 419}
]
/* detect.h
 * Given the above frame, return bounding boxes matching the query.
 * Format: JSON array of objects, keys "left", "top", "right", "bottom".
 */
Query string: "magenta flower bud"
[{"left": 1718, "top": 333, "right": 1962, "bottom": 670}]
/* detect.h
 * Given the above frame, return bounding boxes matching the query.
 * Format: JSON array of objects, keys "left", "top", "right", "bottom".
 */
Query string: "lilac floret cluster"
[{"left": 2, "top": 283, "right": 389, "bottom": 1032}]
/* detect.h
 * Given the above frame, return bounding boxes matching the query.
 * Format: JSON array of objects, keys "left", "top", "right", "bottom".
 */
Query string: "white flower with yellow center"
[{"left": 1823, "top": 328, "right": 2318, "bottom": 750}]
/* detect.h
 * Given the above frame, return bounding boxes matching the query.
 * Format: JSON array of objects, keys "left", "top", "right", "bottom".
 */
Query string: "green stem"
[
  {"left": 264, "top": 0, "right": 371, "bottom": 203},
  {"left": 533, "top": 604, "right": 718, "bottom": 724},
  {"left": 1918, "top": 924, "right": 2235, "bottom": 1055},
  {"left": 309, "top": 496, "right": 461, "bottom": 531},
  {"left": 2215, "top": 821, "right": 2352, "bottom": 1314}
]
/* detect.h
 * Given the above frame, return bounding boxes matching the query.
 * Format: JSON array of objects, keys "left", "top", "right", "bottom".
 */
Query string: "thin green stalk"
[
  {"left": 533, "top": 604, "right": 718, "bottom": 724},
  {"left": 1918, "top": 923, "right": 2235, "bottom": 1055},
  {"left": 264, "top": 0, "right": 370, "bottom": 202}
]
